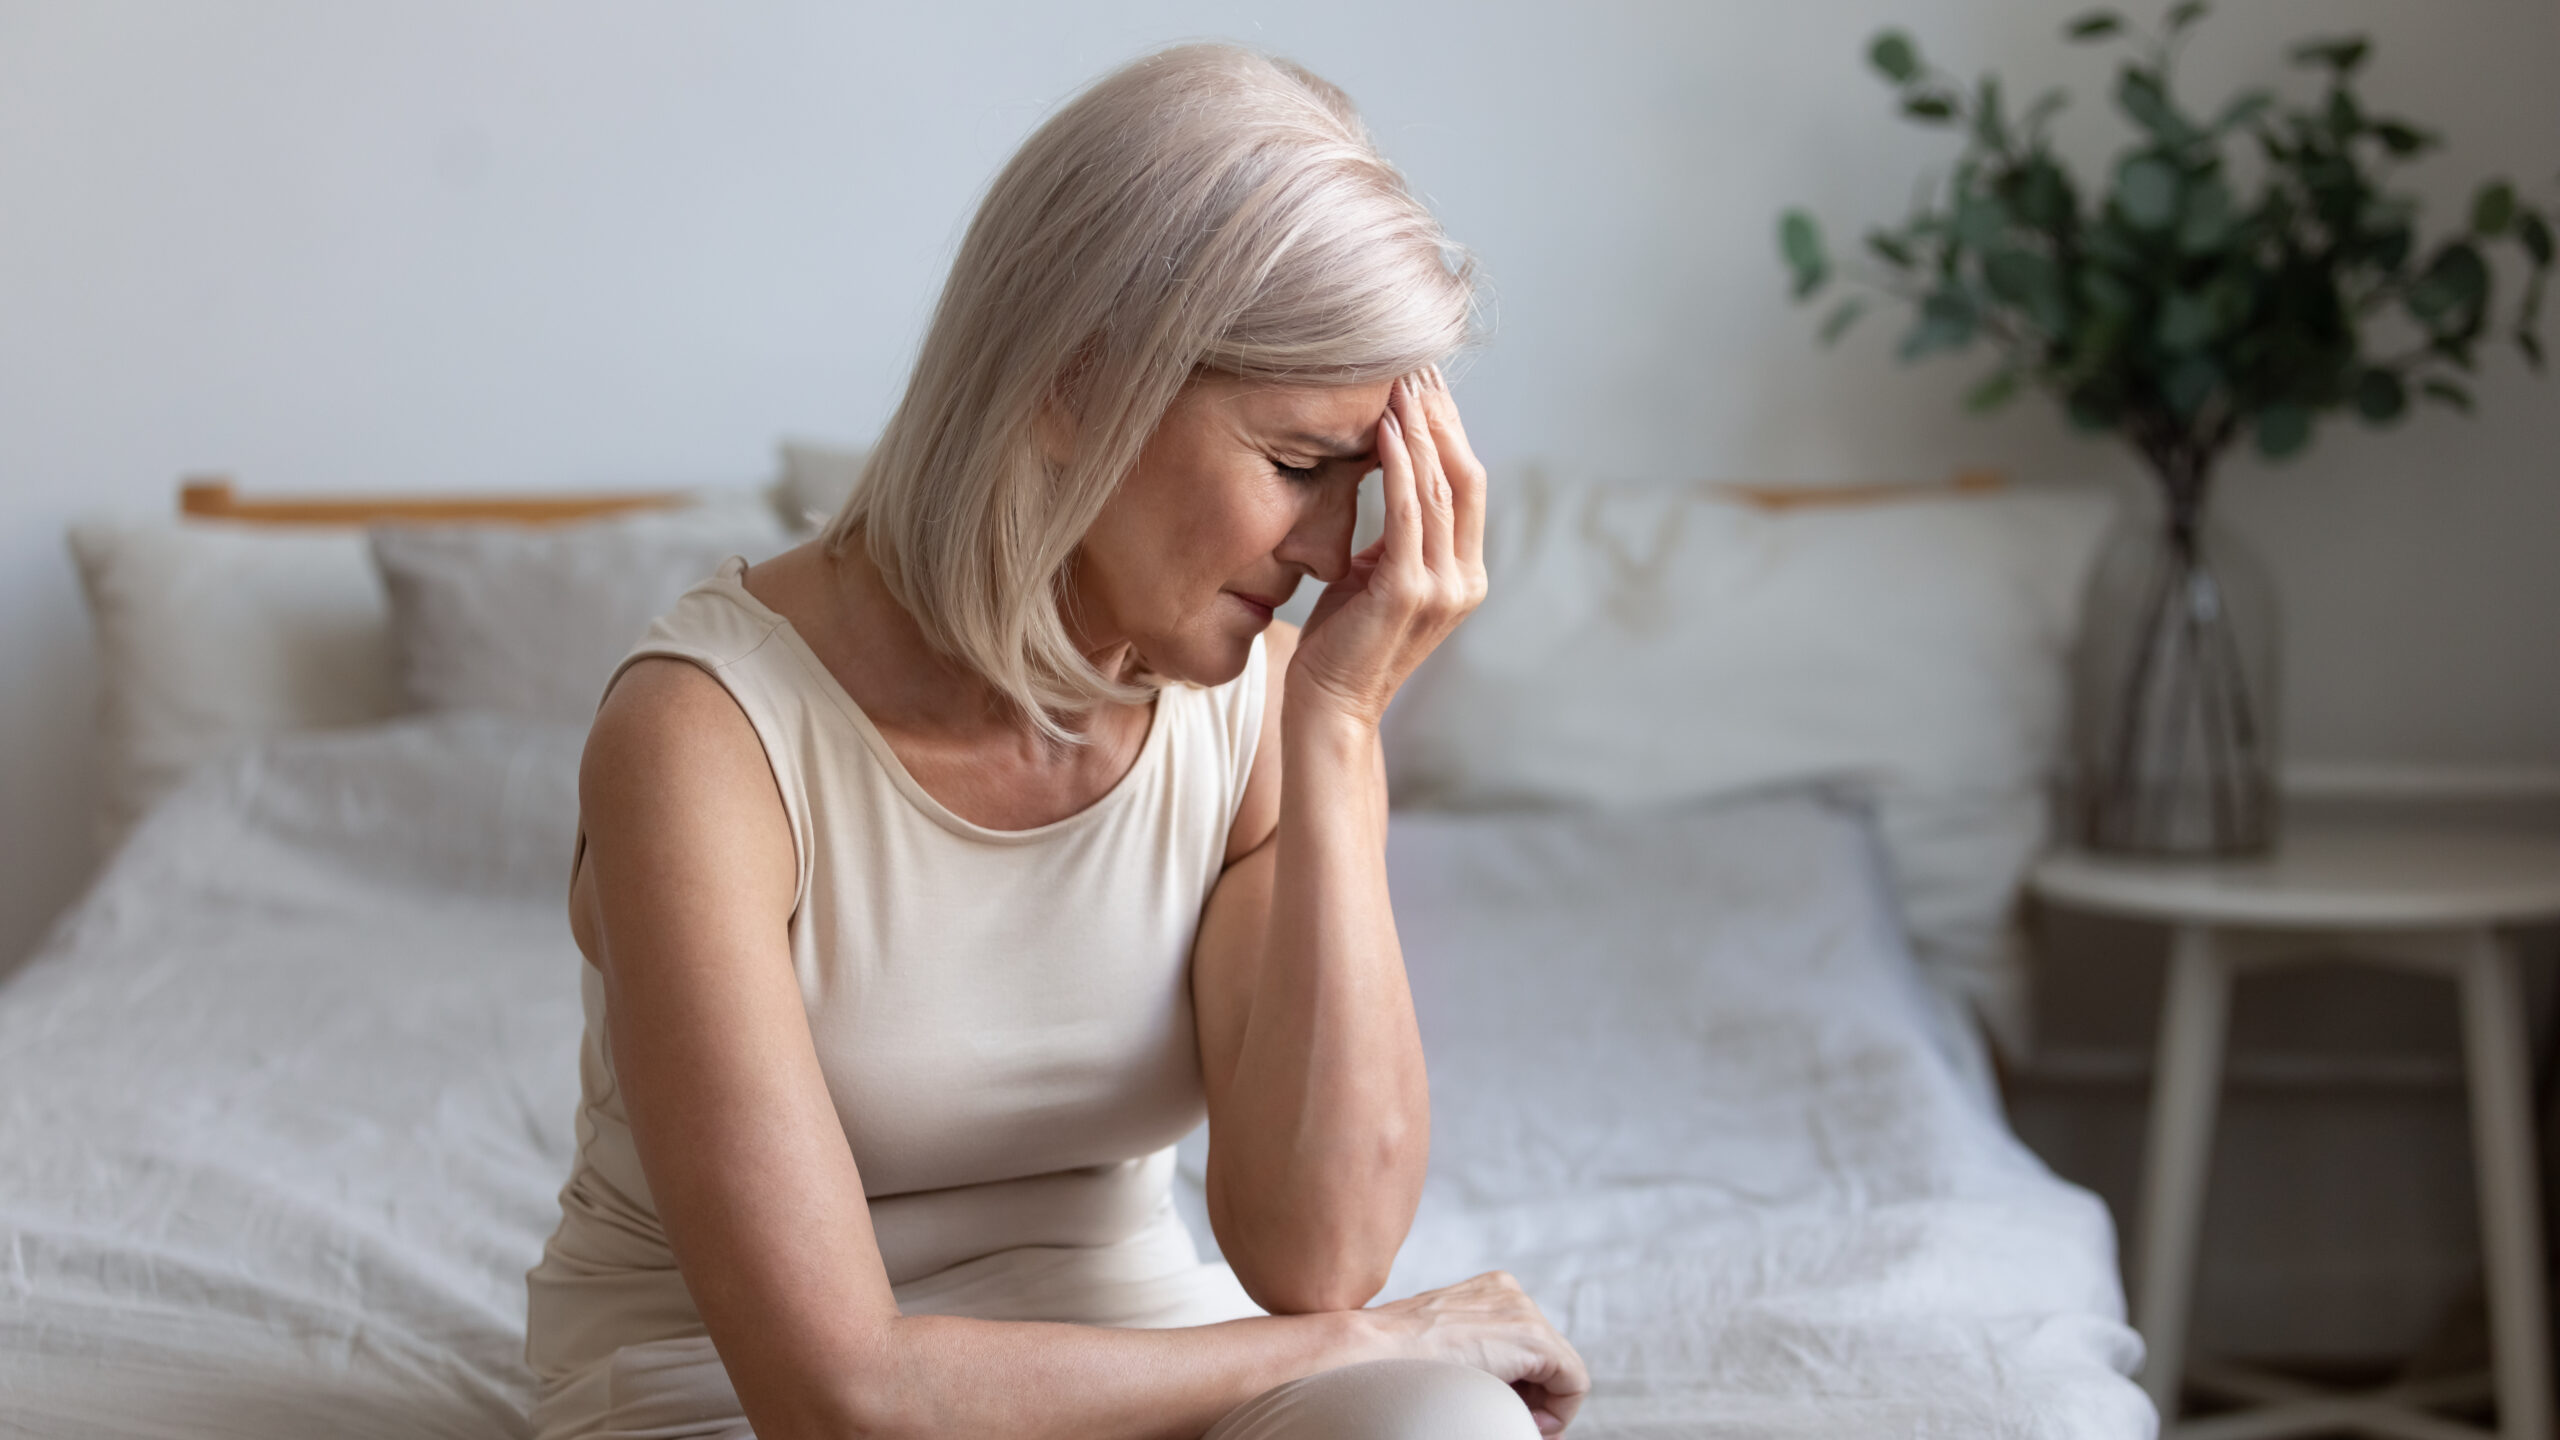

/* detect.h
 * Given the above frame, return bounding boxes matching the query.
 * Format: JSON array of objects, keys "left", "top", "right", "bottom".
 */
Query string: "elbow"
[
  {"left": 750, "top": 1338, "right": 921, "bottom": 1440},
  {"left": 755, "top": 1388, "right": 902, "bottom": 1440},
  {"left": 1218, "top": 1194, "right": 1402, "bottom": 1306},
  {"left": 1242, "top": 1263, "right": 1393, "bottom": 1316}
]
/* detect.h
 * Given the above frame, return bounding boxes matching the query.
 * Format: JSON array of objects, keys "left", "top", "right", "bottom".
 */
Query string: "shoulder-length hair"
[{"left": 821, "top": 42, "right": 1478, "bottom": 738}]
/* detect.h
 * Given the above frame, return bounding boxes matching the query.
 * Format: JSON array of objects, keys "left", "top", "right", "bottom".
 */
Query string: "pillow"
[
  {"left": 67, "top": 521, "right": 404, "bottom": 851},
  {"left": 775, "top": 438, "right": 869, "bottom": 533},
  {"left": 371, "top": 494, "right": 793, "bottom": 724},
  {"left": 1380, "top": 467, "right": 2115, "bottom": 1051}
]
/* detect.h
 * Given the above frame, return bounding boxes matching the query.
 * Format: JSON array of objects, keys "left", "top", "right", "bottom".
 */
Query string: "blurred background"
[{"left": 2, "top": 0, "right": 2555, "bottom": 1379}]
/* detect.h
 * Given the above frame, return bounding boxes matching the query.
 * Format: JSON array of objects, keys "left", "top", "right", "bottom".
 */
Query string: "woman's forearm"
[
  {"left": 805, "top": 1308, "right": 1386, "bottom": 1440},
  {"left": 1204, "top": 698, "right": 1431, "bottom": 1314}
]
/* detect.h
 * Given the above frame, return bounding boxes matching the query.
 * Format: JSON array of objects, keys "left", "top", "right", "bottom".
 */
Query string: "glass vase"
[{"left": 2068, "top": 484, "right": 2281, "bottom": 856}]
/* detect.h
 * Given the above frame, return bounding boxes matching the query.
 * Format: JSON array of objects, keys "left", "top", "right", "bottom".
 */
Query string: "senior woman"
[{"left": 523, "top": 42, "right": 1584, "bottom": 1440}]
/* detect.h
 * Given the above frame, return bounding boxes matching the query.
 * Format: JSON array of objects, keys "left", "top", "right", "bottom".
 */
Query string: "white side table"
[{"left": 2031, "top": 824, "right": 2560, "bottom": 1440}]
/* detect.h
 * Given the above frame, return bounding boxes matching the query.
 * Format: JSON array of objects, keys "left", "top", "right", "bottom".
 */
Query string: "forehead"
[{"left": 1210, "top": 375, "right": 1395, "bottom": 448}]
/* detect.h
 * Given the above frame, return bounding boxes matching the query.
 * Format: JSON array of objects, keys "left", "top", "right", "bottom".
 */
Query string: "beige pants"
[{"left": 531, "top": 1335, "right": 1540, "bottom": 1440}]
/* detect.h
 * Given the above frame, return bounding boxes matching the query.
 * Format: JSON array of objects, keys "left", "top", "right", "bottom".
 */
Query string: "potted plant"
[{"left": 1777, "top": 3, "right": 2551, "bottom": 856}]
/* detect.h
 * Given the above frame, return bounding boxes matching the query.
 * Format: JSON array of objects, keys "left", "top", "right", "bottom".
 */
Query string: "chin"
[{"left": 1141, "top": 620, "right": 1261, "bottom": 689}]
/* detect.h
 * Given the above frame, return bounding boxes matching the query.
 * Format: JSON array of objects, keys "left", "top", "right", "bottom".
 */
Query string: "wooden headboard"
[
  {"left": 178, "top": 475, "right": 692, "bottom": 527},
  {"left": 174, "top": 467, "right": 2002, "bottom": 527},
  {"left": 1717, "top": 468, "right": 2004, "bottom": 510}
]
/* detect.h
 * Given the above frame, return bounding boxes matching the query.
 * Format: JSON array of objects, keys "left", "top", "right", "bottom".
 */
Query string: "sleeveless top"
[{"left": 523, "top": 556, "right": 1269, "bottom": 1393}]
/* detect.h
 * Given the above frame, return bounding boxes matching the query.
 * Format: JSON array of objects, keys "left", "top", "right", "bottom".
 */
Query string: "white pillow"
[
  {"left": 775, "top": 438, "right": 869, "bottom": 533},
  {"left": 371, "top": 495, "right": 793, "bottom": 724},
  {"left": 1381, "top": 468, "right": 2115, "bottom": 1050},
  {"left": 66, "top": 521, "right": 402, "bottom": 850}
]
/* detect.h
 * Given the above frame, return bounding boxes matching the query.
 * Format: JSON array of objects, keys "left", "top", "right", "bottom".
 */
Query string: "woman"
[{"left": 524, "top": 42, "right": 1587, "bottom": 1440}]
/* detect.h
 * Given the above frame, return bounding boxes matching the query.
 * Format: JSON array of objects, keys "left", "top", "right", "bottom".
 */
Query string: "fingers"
[
  {"left": 1418, "top": 364, "right": 1488, "bottom": 590},
  {"left": 1391, "top": 374, "right": 1455, "bottom": 575},
  {"left": 1374, "top": 396, "right": 1425, "bottom": 580}
]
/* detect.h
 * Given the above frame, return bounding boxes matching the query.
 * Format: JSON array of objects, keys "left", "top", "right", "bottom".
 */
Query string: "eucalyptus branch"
[{"left": 1778, "top": 1, "right": 2551, "bottom": 471}]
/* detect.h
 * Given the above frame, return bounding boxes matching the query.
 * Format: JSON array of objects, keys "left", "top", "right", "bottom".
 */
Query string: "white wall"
[{"left": 3, "top": 0, "right": 2555, "bottom": 966}]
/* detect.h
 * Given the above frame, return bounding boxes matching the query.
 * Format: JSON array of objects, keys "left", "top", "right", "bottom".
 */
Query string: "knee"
[{"left": 1213, "top": 1358, "right": 1543, "bottom": 1440}]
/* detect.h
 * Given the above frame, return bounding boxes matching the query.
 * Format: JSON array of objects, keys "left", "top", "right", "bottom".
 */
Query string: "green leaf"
[
  {"left": 2115, "top": 155, "right": 2181, "bottom": 230},
  {"left": 2368, "top": 223, "right": 2415, "bottom": 272},
  {"left": 2372, "top": 120, "right": 2434, "bottom": 156},
  {"left": 1779, "top": 211, "right": 1828, "bottom": 298},
  {"left": 2214, "top": 90, "right": 2274, "bottom": 133},
  {"left": 2177, "top": 176, "right": 2235, "bottom": 253},
  {"left": 1899, "top": 287, "right": 1979, "bottom": 359},
  {"left": 1869, "top": 31, "right": 1920, "bottom": 84},
  {"left": 2022, "top": 89, "right": 2070, "bottom": 138},
  {"left": 1955, "top": 192, "right": 2010, "bottom": 249},
  {"left": 2473, "top": 181, "right": 2517, "bottom": 237},
  {"left": 1903, "top": 92, "right": 1958, "bottom": 123},
  {"left": 2254, "top": 404, "right": 2312, "bottom": 457},
  {"left": 1964, "top": 368, "right": 2021, "bottom": 412},
  {"left": 1819, "top": 297, "right": 1869, "bottom": 345},
  {"left": 2289, "top": 36, "right": 2371, "bottom": 73},
  {"left": 2011, "top": 156, "right": 2078, "bottom": 230},
  {"left": 2422, "top": 378, "right": 2475, "bottom": 413},
  {"left": 2156, "top": 291, "right": 2217, "bottom": 350},
  {"left": 2326, "top": 88, "right": 2363, "bottom": 140},
  {"left": 2077, "top": 263, "right": 2136, "bottom": 317},
  {"left": 1984, "top": 248, "right": 2070, "bottom": 334},
  {"left": 2066, "top": 11, "right": 2124, "bottom": 40},
  {"left": 1866, "top": 229, "right": 1917, "bottom": 268},
  {"left": 2116, "top": 67, "right": 2189, "bottom": 144},
  {"left": 2520, "top": 211, "right": 2555, "bottom": 267},
  {"left": 2407, "top": 242, "right": 2489, "bottom": 329},
  {"left": 1974, "top": 75, "right": 2009, "bottom": 152},
  {"left": 2161, "top": 355, "right": 2220, "bottom": 418},
  {"left": 2166, "top": 1, "right": 2209, "bottom": 33},
  {"left": 2352, "top": 368, "right": 2407, "bottom": 422},
  {"left": 2520, "top": 329, "right": 2546, "bottom": 371}
]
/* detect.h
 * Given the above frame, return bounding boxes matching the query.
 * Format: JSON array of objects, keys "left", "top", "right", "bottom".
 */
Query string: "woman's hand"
[
  {"left": 1290, "top": 365, "right": 1487, "bottom": 729},
  {"left": 1364, "top": 1271, "right": 1589, "bottom": 1436}
]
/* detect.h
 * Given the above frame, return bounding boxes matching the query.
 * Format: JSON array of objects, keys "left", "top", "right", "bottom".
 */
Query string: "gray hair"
[{"left": 822, "top": 42, "right": 1478, "bottom": 737}]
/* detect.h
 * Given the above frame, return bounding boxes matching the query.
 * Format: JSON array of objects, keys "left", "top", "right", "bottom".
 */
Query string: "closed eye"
[{"left": 1272, "top": 460, "right": 1324, "bottom": 484}]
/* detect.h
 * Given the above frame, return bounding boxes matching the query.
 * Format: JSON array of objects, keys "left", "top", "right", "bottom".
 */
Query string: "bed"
[{"left": 3, "top": 472, "right": 2152, "bottom": 1437}]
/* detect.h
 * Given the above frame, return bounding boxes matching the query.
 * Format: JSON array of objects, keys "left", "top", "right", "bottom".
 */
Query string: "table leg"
[
  {"left": 2137, "top": 923, "right": 2233, "bottom": 1426},
  {"left": 2459, "top": 929, "right": 2554, "bottom": 1440}
]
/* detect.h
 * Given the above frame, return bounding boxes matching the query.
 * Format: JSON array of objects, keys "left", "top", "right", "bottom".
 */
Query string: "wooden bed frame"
[
  {"left": 176, "top": 469, "right": 2004, "bottom": 525},
  {"left": 178, "top": 475, "right": 692, "bottom": 527}
]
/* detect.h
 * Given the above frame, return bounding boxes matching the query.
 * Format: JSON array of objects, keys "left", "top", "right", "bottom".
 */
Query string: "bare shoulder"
[
  {"left": 581, "top": 660, "right": 783, "bottom": 826},
  {"left": 575, "top": 658, "right": 797, "bottom": 956}
]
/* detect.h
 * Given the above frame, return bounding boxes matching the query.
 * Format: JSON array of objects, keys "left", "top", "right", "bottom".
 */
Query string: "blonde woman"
[{"left": 524, "top": 42, "right": 1585, "bottom": 1440}]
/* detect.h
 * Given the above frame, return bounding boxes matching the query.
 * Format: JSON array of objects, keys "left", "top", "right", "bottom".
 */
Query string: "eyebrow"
[{"left": 1275, "top": 430, "right": 1376, "bottom": 461}]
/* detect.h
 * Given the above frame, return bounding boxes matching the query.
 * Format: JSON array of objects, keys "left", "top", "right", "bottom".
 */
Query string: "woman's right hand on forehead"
[{"left": 1286, "top": 365, "right": 1487, "bottom": 730}]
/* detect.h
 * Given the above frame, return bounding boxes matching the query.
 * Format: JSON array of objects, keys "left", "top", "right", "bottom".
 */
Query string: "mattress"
[{"left": 0, "top": 715, "right": 2147, "bottom": 1438}]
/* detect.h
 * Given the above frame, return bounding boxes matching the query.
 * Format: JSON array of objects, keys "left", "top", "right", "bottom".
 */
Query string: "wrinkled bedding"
[{"left": 0, "top": 715, "right": 2147, "bottom": 1438}]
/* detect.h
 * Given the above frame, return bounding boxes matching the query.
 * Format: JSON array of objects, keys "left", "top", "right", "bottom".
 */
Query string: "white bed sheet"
[
  {"left": 1, "top": 717, "right": 2147, "bottom": 1438},
  {"left": 1, "top": 717, "right": 588, "bottom": 1439},
  {"left": 1328, "top": 803, "right": 2144, "bottom": 1436}
]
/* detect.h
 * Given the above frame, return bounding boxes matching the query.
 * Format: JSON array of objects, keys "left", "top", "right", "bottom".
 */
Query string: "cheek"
[{"left": 1165, "top": 475, "right": 1293, "bottom": 576}]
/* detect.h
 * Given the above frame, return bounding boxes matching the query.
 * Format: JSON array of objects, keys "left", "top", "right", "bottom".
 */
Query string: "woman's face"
[{"left": 1070, "top": 373, "right": 1391, "bottom": 687}]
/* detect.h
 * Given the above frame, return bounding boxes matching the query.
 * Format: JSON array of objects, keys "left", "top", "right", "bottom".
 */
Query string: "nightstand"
[{"left": 2030, "top": 823, "right": 2560, "bottom": 1440}]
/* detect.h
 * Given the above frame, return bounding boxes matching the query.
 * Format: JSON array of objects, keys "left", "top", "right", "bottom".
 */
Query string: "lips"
[{"left": 1230, "top": 589, "right": 1290, "bottom": 619}]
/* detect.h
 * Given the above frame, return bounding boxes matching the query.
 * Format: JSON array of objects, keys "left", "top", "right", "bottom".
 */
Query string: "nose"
[{"left": 1274, "top": 473, "right": 1361, "bottom": 585}]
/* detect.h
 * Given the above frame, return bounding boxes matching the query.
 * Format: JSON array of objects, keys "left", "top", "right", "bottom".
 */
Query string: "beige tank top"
[{"left": 525, "top": 556, "right": 1267, "bottom": 1387}]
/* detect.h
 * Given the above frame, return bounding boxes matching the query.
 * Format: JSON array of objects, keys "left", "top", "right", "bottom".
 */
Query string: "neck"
[{"left": 825, "top": 538, "right": 1138, "bottom": 742}]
